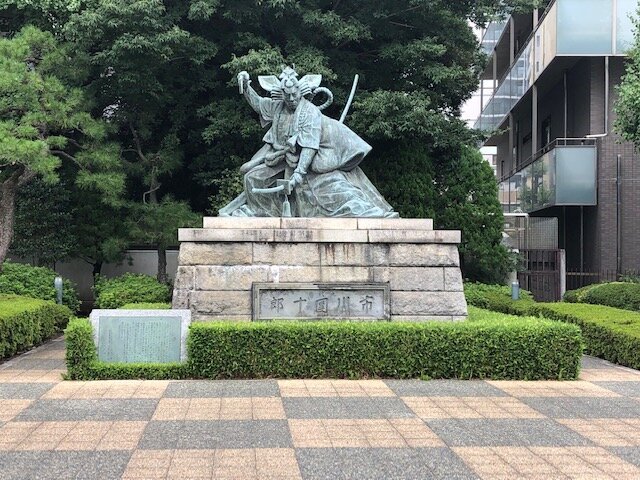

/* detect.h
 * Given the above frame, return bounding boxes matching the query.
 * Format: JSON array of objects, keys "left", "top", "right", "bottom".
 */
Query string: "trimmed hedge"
[
  {"left": 94, "top": 273, "right": 171, "bottom": 309},
  {"left": 464, "top": 282, "right": 535, "bottom": 316},
  {"left": 64, "top": 318, "right": 186, "bottom": 380},
  {"left": 529, "top": 303, "right": 640, "bottom": 370},
  {"left": 466, "top": 283, "right": 640, "bottom": 370},
  {"left": 119, "top": 303, "right": 172, "bottom": 310},
  {"left": 563, "top": 285, "right": 593, "bottom": 303},
  {"left": 186, "top": 317, "right": 581, "bottom": 380},
  {"left": 65, "top": 312, "right": 583, "bottom": 381},
  {"left": 0, "top": 261, "right": 80, "bottom": 312},
  {"left": 0, "top": 294, "right": 72, "bottom": 359},
  {"left": 565, "top": 282, "right": 640, "bottom": 312}
]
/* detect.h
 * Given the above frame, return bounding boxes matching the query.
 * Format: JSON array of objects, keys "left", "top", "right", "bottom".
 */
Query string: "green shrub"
[
  {"left": 187, "top": 319, "right": 582, "bottom": 380},
  {"left": 529, "top": 303, "right": 640, "bottom": 370},
  {"left": 119, "top": 303, "right": 171, "bottom": 310},
  {"left": 0, "top": 294, "right": 72, "bottom": 359},
  {"left": 0, "top": 261, "right": 80, "bottom": 312},
  {"left": 93, "top": 273, "right": 171, "bottom": 309},
  {"left": 564, "top": 284, "right": 598, "bottom": 303},
  {"left": 582, "top": 282, "right": 640, "bottom": 311},
  {"left": 64, "top": 318, "right": 186, "bottom": 380},
  {"left": 464, "top": 282, "right": 535, "bottom": 315}
]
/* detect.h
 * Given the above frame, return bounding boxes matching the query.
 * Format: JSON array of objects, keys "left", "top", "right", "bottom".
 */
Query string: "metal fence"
[
  {"left": 565, "top": 269, "right": 640, "bottom": 291},
  {"left": 517, "top": 249, "right": 564, "bottom": 302}
]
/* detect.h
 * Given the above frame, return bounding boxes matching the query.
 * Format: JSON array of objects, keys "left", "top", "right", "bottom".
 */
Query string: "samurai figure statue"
[{"left": 219, "top": 66, "right": 398, "bottom": 218}]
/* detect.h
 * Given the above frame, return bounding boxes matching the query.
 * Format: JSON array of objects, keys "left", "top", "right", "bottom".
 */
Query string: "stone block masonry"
[{"left": 172, "top": 218, "right": 467, "bottom": 322}]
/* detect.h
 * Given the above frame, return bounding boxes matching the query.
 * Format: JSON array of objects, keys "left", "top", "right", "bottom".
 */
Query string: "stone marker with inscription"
[
  {"left": 253, "top": 283, "right": 390, "bottom": 321},
  {"left": 90, "top": 310, "right": 191, "bottom": 363}
]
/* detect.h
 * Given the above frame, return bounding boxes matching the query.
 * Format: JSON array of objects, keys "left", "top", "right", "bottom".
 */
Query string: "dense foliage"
[
  {"left": 119, "top": 303, "right": 172, "bottom": 310},
  {"left": 0, "top": 294, "right": 71, "bottom": 359},
  {"left": 0, "top": 262, "right": 80, "bottom": 311},
  {"left": 0, "top": 26, "right": 123, "bottom": 270},
  {"left": 11, "top": 179, "right": 76, "bottom": 266},
  {"left": 615, "top": 7, "right": 640, "bottom": 147},
  {"left": 93, "top": 273, "right": 172, "bottom": 309},
  {"left": 564, "top": 282, "right": 640, "bottom": 312},
  {"left": 1, "top": 0, "right": 538, "bottom": 282}
]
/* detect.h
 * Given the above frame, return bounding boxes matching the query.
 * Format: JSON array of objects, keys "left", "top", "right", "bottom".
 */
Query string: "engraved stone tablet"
[
  {"left": 252, "top": 283, "right": 390, "bottom": 321},
  {"left": 89, "top": 310, "right": 190, "bottom": 363}
]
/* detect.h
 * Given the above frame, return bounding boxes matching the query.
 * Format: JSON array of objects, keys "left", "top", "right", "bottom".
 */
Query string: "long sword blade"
[{"left": 339, "top": 74, "right": 359, "bottom": 124}]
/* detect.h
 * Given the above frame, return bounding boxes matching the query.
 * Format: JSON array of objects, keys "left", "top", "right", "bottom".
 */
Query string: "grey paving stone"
[
  {"left": 426, "top": 419, "right": 593, "bottom": 447},
  {"left": 164, "top": 380, "right": 280, "bottom": 397},
  {"left": 581, "top": 355, "right": 616, "bottom": 369},
  {"left": 0, "top": 451, "right": 131, "bottom": 480},
  {"left": 593, "top": 381, "right": 640, "bottom": 397},
  {"left": 520, "top": 397, "right": 640, "bottom": 418},
  {"left": 14, "top": 399, "right": 158, "bottom": 421},
  {"left": 384, "top": 380, "right": 507, "bottom": 397},
  {"left": 1, "top": 359, "right": 65, "bottom": 370},
  {"left": 296, "top": 448, "right": 478, "bottom": 480},
  {"left": 283, "top": 397, "right": 415, "bottom": 419},
  {"left": 0, "top": 383, "right": 55, "bottom": 399},
  {"left": 139, "top": 420, "right": 292, "bottom": 449},
  {"left": 609, "top": 447, "right": 640, "bottom": 468}
]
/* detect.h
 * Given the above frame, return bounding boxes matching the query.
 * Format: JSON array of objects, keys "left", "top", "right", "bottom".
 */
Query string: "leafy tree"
[
  {"left": 0, "top": 26, "right": 123, "bottom": 271},
  {"left": 10, "top": 179, "right": 75, "bottom": 267},
  {"left": 433, "top": 146, "right": 512, "bottom": 283},
  {"left": 615, "top": 8, "right": 640, "bottom": 147},
  {"left": 62, "top": 0, "right": 214, "bottom": 268},
  {"left": 69, "top": 188, "right": 130, "bottom": 280},
  {"left": 3, "top": 0, "right": 530, "bottom": 282},
  {"left": 126, "top": 198, "right": 201, "bottom": 284}
]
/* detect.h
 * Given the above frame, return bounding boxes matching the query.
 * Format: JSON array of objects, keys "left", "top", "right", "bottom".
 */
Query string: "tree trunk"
[
  {"left": 0, "top": 180, "right": 19, "bottom": 272},
  {"left": 92, "top": 261, "right": 103, "bottom": 282},
  {"left": 157, "top": 246, "right": 168, "bottom": 284}
]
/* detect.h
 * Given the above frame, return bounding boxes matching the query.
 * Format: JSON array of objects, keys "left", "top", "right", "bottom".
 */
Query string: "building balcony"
[
  {"left": 480, "top": 18, "right": 508, "bottom": 55},
  {"left": 475, "top": 0, "right": 636, "bottom": 132},
  {"left": 499, "top": 139, "right": 597, "bottom": 213}
]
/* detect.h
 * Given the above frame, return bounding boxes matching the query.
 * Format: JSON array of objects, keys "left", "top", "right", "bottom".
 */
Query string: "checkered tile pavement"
[{"left": 0, "top": 337, "right": 639, "bottom": 479}]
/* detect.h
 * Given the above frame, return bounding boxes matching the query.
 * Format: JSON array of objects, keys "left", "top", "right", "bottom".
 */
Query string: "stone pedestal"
[{"left": 172, "top": 218, "right": 467, "bottom": 322}]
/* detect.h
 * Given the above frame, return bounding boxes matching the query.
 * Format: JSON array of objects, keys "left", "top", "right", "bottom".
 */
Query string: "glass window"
[
  {"left": 555, "top": 146, "right": 597, "bottom": 205},
  {"left": 557, "top": 0, "right": 613, "bottom": 55},
  {"left": 617, "top": 0, "right": 637, "bottom": 54}
]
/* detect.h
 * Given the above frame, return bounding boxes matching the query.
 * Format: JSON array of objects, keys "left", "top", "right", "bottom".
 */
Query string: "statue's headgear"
[{"left": 258, "top": 66, "right": 322, "bottom": 100}]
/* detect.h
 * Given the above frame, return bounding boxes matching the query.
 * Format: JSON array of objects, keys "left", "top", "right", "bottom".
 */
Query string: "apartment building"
[{"left": 476, "top": 0, "right": 640, "bottom": 283}]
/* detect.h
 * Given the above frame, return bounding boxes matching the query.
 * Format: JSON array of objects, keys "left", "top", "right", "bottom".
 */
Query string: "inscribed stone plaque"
[
  {"left": 90, "top": 310, "right": 190, "bottom": 363},
  {"left": 252, "top": 283, "right": 390, "bottom": 321}
]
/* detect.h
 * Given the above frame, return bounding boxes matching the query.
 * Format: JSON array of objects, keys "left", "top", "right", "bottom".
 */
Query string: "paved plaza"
[{"left": 0, "top": 338, "right": 639, "bottom": 479}]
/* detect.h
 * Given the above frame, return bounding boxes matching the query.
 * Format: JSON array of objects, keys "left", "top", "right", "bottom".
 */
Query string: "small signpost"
[{"left": 89, "top": 310, "right": 190, "bottom": 363}]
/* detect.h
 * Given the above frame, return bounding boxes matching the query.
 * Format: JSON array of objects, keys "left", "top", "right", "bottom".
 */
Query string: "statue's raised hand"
[{"left": 237, "top": 71, "right": 250, "bottom": 94}]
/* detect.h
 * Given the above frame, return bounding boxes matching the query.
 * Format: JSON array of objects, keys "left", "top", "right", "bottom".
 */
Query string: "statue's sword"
[
  {"left": 252, "top": 74, "right": 360, "bottom": 199},
  {"left": 339, "top": 74, "right": 359, "bottom": 124}
]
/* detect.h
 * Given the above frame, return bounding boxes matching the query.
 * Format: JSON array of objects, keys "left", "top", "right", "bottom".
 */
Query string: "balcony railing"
[
  {"left": 480, "top": 18, "right": 508, "bottom": 55},
  {"left": 475, "top": 0, "right": 636, "bottom": 134},
  {"left": 499, "top": 139, "right": 597, "bottom": 213}
]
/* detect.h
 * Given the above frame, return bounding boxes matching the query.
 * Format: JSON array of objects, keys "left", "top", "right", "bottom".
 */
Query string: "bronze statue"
[{"left": 219, "top": 67, "right": 397, "bottom": 218}]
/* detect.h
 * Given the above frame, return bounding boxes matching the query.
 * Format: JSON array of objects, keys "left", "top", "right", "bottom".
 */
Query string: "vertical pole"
[
  {"left": 54, "top": 277, "right": 63, "bottom": 305},
  {"left": 532, "top": 85, "right": 538, "bottom": 155},
  {"left": 617, "top": 154, "right": 622, "bottom": 275},
  {"left": 564, "top": 71, "right": 568, "bottom": 138},
  {"left": 580, "top": 206, "right": 584, "bottom": 275},
  {"left": 509, "top": 16, "right": 515, "bottom": 65}
]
